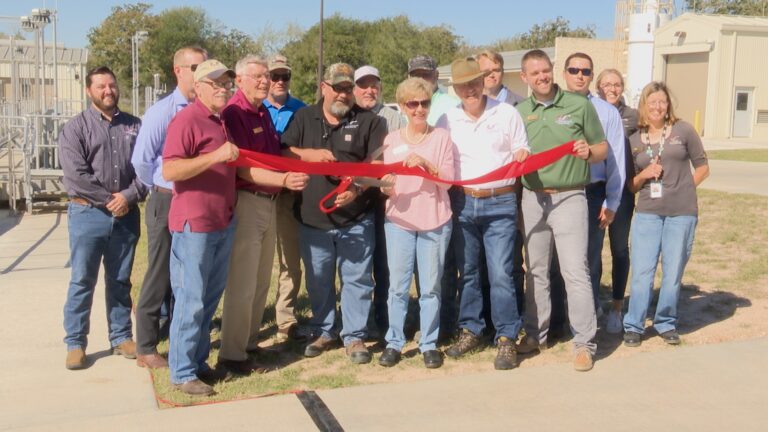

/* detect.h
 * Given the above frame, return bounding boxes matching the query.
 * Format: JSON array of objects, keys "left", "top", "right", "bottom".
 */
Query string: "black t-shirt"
[{"left": 281, "top": 101, "right": 386, "bottom": 229}]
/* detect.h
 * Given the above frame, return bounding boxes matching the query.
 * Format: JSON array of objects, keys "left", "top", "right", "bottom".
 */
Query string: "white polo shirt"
[{"left": 436, "top": 97, "right": 530, "bottom": 189}]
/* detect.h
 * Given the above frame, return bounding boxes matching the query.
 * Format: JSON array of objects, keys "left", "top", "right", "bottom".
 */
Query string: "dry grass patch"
[{"left": 131, "top": 189, "right": 768, "bottom": 406}]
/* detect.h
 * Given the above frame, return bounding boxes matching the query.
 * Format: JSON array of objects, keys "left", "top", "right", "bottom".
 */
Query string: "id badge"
[{"left": 650, "top": 180, "right": 663, "bottom": 199}]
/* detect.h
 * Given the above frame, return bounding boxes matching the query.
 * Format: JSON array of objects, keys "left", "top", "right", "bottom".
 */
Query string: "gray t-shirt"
[{"left": 629, "top": 121, "right": 708, "bottom": 216}]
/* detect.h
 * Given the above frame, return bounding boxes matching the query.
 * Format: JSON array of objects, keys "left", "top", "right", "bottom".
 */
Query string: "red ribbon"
[{"left": 230, "top": 141, "right": 577, "bottom": 212}]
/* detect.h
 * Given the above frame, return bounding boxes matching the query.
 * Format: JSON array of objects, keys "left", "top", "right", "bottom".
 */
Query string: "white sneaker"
[{"left": 606, "top": 310, "right": 623, "bottom": 334}]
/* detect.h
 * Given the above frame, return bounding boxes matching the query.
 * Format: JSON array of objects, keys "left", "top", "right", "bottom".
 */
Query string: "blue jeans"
[
  {"left": 450, "top": 188, "right": 522, "bottom": 341},
  {"left": 623, "top": 213, "right": 697, "bottom": 335},
  {"left": 384, "top": 220, "right": 452, "bottom": 352},
  {"left": 608, "top": 188, "right": 634, "bottom": 301},
  {"left": 63, "top": 203, "right": 139, "bottom": 351},
  {"left": 299, "top": 215, "right": 375, "bottom": 345},
  {"left": 168, "top": 220, "right": 235, "bottom": 385}
]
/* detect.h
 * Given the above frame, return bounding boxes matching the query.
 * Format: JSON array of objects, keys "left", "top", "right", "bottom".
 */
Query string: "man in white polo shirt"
[{"left": 436, "top": 57, "right": 530, "bottom": 370}]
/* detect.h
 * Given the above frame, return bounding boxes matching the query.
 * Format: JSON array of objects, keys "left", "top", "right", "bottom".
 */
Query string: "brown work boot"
[
  {"left": 445, "top": 329, "right": 482, "bottom": 358},
  {"left": 494, "top": 336, "right": 518, "bottom": 370},
  {"left": 136, "top": 353, "right": 168, "bottom": 369},
  {"left": 516, "top": 334, "right": 545, "bottom": 355},
  {"left": 65, "top": 348, "right": 86, "bottom": 370},
  {"left": 304, "top": 335, "right": 338, "bottom": 358},
  {"left": 345, "top": 340, "right": 372, "bottom": 364},
  {"left": 174, "top": 379, "right": 215, "bottom": 396},
  {"left": 573, "top": 348, "right": 594, "bottom": 372},
  {"left": 113, "top": 340, "right": 137, "bottom": 359}
]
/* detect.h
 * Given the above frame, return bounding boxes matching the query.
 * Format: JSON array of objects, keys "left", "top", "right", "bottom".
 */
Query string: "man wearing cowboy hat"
[
  {"left": 436, "top": 57, "right": 530, "bottom": 370},
  {"left": 162, "top": 59, "right": 239, "bottom": 396}
]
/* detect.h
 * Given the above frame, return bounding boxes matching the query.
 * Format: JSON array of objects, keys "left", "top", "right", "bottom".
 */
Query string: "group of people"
[{"left": 58, "top": 45, "right": 709, "bottom": 397}]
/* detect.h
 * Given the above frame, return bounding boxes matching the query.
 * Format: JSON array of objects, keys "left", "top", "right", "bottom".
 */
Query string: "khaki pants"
[
  {"left": 219, "top": 191, "right": 277, "bottom": 361},
  {"left": 274, "top": 192, "right": 302, "bottom": 331}
]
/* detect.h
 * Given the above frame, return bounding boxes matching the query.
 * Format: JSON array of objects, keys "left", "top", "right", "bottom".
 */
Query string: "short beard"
[
  {"left": 329, "top": 100, "right": 352, "bottom": 118},
  {"left": 93, "top": 95, "right": 118, "bottom": 113}
]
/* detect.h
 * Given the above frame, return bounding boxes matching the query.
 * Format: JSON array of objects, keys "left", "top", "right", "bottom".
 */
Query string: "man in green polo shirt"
[{"left": 515, "top": 49, "right": 607, "bottom": 372}]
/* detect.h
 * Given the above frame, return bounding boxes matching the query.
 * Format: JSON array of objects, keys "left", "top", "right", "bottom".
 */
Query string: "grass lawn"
[
  {"left": 706, "top": 149, "right": 768, "bottom": 163},
  {"left": 130, "top": 188, "right": 768, "bottom": 407}
]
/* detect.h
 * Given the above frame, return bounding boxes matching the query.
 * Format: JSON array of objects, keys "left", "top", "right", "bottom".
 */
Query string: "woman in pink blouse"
[{"left": 377, "top": 78, "right": 455, "bottom": 369}]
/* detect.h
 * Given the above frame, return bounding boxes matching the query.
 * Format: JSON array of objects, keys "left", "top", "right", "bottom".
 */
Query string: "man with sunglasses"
[
  {"left": 263, "top": 54, "right": 310, "bottom": 344},
  {"left": 437, "top": 58, "right": 531, "bottom": 371},
  {"left": 131, "top": 46, "right": 207, "bottom": 370},
  {"left": 162, "top": 59, "right": 240, "bottom": 396},
  {"left": 548, "top": 52, "right": 626, "bottom": 337},
  {"left": 407, "top": 54, "right": 460, "bottom": 126},
  {"left": 282, "top": 63, "right": 387, "bottom": 364},
  {"left": 353, "top": 65, "right": 406, "bottom": 338},
  {"left": 515, "top": 49, "right": 607, "bottom": 372}
]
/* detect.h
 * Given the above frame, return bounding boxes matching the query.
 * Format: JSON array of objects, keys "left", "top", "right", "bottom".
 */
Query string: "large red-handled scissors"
[{"left": 318, "top": 176, "right": 394, "bottom": 214}]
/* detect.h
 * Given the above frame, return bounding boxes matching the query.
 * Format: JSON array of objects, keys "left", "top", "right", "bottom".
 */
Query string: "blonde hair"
[
  {"left": 637, "top": 81, "right": 679, "bottom": 128},
  {"left": 476, "top": 49, "right": 504, "bottom": 69},
  {"left": 395, "top": 77, "right": 432, "bottom": 106},
  {"left": 596, "top": 68, "right": 624, "bottom": 88}
]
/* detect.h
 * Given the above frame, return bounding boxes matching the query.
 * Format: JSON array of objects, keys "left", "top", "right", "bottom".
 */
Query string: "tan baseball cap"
[
  {"left": 268, "top": 54, "right": 291, "bottom": 72},
  {"left": 193, "top": 59, "right": 235, "bottom": 82}
]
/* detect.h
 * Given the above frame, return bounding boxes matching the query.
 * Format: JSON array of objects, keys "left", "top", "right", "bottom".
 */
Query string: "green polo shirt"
[{"left": 517, "top": 86, "right": 605, "bottom": 189}]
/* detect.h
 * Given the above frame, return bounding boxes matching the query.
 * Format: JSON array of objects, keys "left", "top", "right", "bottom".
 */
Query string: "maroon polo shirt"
[
  {"left": 163, "top": 98, "right": 236, "bottom": 233},
  {"left": 222, "top": 89, "right": 282, "bottom": 194}
]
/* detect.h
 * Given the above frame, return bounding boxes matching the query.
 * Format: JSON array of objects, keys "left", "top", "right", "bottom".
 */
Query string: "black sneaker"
[
  {"left": 422, "top": 350, "right": 443, "bottom": 369},
  {"left": 378, "top": 348, "right": 401, "bottom": 367},
  {"left": 660, "top": 330, "right": 681, "bottom": 345},
  {"left": 445, "top": 329, "right": 482, "bottom": 358},
  {"left": 494, "top": 336, "right": 518, "bottom": 370},
  {"left": 623, "top": 331, "right": 642, "bottom": 347}
]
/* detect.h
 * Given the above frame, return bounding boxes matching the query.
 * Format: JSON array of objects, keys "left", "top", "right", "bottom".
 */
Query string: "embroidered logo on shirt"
[
  {"left": 526, "top": 114, "right": 539, "bottom": 121},
  {"left": 668, "top": 136, "right": 682, "bottom": 145},
  {"left": 555, "top": 115, "right": 573, "bottom": 126},
  {"left": 253, "top": 127, "right": 263, "bottom": 134}
]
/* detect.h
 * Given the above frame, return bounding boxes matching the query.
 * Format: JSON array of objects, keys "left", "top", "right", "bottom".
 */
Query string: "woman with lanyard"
[
  {"left": 377, "top": 77, "right": 454, "bottom": 369},
  {"left": 623, "top": 82, "right": 709, "bottom": 347}
]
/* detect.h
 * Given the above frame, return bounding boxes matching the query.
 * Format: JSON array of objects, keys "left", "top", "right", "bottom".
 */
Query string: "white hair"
[{"left": 235, "top": 55, "right": 268, "bottom": 75}]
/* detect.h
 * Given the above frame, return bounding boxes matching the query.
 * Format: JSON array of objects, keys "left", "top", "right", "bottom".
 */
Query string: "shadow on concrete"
[
  {"left": 0, "top": 211, "right": 21, "bottom": 237},
  {"left": 0, "top": 211, "right": 62, "bottom": 275}
]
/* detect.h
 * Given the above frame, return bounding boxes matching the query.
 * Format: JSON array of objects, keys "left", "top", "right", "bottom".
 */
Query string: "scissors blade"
[{"left": 353, "top": 177, "right": 394, "bottom": 188}]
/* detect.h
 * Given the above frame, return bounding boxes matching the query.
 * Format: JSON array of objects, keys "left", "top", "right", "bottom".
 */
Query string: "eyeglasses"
[
  {"left": 271, "top": 73, "right": 291, "bottom": 82},
  {"left": 180, "top": 64, "right": 199, "bottom": 72},
  {"left": 243, "top": 73, "right": 269, "bottom": 82},
  {"left": 566, "top": 67, "right": 592, "bottom": 76},
  {"left": 404, "top": 99, "right": 431, "bottom": 110},
  {"left": 200, "top": 79, "right": 234, "bottom": 91},
  {"left": 600, "top": 82, "right": 622, "bottom": 90},
  {"left": 325, "top": 82, "right": 354, "bottom": 94}
]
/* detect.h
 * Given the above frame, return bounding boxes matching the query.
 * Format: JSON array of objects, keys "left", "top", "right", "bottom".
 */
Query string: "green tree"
[
  {"left": 483, "top": 16, "right": 596, "bottom": 52},
  {"left": 281, "top": 14, "right": 461, "bottom": 102},
  {"left": 86, "top": 3, "right": 157, "bottom": 95},
  {"left": 686, "top": 0, "right": 767, "bottom": 15}
]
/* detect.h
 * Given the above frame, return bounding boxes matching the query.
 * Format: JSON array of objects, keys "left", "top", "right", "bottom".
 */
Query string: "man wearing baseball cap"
[
  {"left": 353, "top": 64, "right": 405, "bottom": 337},
  {"left": 162, "top": 59, "right": 239, "bottom": 396},
  {"left": 407, "top": 54, "right": 459, "bottom": 126},
  {"left": 282, "top": 63, "right": 387, "bottom": 364},
  {"left": 263, "top": 54, "right": 310, "bottom": 343},
  {"left": 436, "top": 57, "right": 531, "bottom": 371}
]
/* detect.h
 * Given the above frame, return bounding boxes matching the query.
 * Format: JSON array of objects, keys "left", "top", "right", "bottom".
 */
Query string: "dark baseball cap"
[{"left": 408, "top": 55, "right": 437, "bottom": 73}]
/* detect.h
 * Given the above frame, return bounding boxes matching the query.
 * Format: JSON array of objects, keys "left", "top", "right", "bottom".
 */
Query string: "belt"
[
  {"left": 69, "top": 197, "right": 91, "bottom": 206},
  {"left": 242, "top": 189, "right": 278, "bottom": 201},
  {"left": 532, "top": 185, "right": 585, "bottom": 194},
  {"left": 462, "top": 185, "right": 516, "bottom": 199},
  {"left": 153, "top": 185, "right": 172, "bottom": 194}
]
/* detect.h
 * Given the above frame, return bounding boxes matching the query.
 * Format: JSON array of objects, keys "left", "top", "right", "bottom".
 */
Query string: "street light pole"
[
  {"left": 31, "top": 9, "right": 51, "bottom": 114},
  {"left": 131, "top": 30, "right": 148, "bottom": 116}
]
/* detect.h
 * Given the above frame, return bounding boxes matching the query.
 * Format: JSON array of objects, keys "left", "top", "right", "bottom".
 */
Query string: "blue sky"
[{"left": 4, "top": 0, "right": 686, "bottom": 48}]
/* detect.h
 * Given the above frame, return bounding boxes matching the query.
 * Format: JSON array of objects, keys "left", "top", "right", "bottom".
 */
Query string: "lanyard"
[{"left": 644, "top": 122, "right": 668, "bottom": 160}]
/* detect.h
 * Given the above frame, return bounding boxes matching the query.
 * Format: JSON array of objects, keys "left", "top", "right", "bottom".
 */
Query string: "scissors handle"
[{"left": 319, "top": 176, "right": 353, "bottom": 214}]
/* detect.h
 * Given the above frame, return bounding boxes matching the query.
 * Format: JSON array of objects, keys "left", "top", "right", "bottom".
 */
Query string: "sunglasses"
[
  {"left": 404, "top": 99, "right": 431, "bottom": 110},
  {"left": 566, "top": 67, "right": 592, "bottom": 76},
  {"left": 271, "top": 73, "right": 291, "bottom": 82},
  {"left": 326, "top": 82, "right": 354, "bottom": 94}
]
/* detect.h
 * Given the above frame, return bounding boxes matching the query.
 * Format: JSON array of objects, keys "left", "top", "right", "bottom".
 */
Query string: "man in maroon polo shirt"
[
  {"left": 162, "top": 59, "right": 240, "bottom": 396},
  {"left": 218, "top": 55, "right": 308, "bottom": 375}
]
